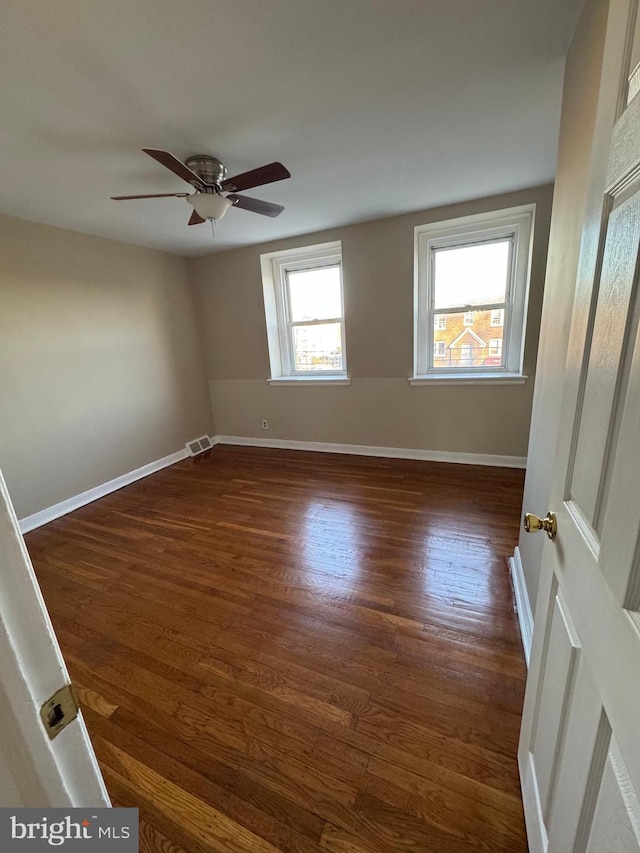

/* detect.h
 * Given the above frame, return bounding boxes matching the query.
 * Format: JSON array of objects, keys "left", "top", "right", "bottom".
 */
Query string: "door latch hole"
[
  {"left": 40, "top": 685, "right": 78, "bottom": 739},
  {"left": 47, "top": 703, "right": 65, "bottom": 728}
]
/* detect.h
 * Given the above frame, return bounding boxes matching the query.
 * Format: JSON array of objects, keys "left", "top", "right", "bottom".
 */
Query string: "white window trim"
[
  {"left": 267, "top": 376, "right": 351, "bottom": 386},
  {"left": 433, "top": 341, "right": 446, "bottom": 359},
  {"left": 260, "top": 241, "right": 348, "bottom": 381},
  {"left": 409, "top": 373, "right": 528, "bottom": 386},
  {"left": 412, "top": 205, "right": 535, "bottom": 383},
  {"left": 489, "top": 338, "right": 503, "bottom": 356},
  {"left": 491, "top": 309, "right": 504, "bottom": 327}
]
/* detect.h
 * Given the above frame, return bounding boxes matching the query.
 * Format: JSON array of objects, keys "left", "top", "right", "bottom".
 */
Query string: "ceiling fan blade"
[
  {"left": 111, "top": 192, "right": 190, "bottom": 200},
  {"left": 228, "top": 194, "right": 285, "bottom": 217},
  {"left": 188, "top": 210, "right": 206, "bottom": 226},
  {"left": 142, "top": 148, "right": 205, "bottom": 188},
  {"left": 222, "top": 162, "right": 290, "bottom": 193}
]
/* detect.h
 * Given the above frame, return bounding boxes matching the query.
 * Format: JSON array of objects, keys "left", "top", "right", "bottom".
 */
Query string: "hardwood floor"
[{"left": 26, "top": 445, "right": 528, "bottom": 852}]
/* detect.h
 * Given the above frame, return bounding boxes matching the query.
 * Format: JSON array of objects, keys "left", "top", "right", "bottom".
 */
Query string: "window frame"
[
  {"left": 412, "top": 205, "right": 534, "bottom": 383},
  {"left": 260, "top": 241, "right": 349, "bottom": 383},
  {"left": 433, "top": 340, "right": 446, "bottom": 359}
]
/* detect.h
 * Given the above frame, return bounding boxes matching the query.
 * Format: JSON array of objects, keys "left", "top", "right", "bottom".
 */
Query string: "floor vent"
[{"left": 186, "top": 436, "right": 214, "bottom": 456}]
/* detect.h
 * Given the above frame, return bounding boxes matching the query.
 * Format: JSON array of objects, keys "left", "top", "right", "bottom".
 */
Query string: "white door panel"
[
  {"left": 0, "top": 468, "right": 108, "bottom": 806},
  {"left": 519, "top": 0, "right": 640, "bottom": 850},
  {"left": 585, "top": 740, "right": 640, "bottom": 853},
  {"left": 569, "top": 192, "right": 640, "bottom": 527},
  {"left": 546, "top": 663, "right": 606, "bottom": 851},
  {"left": 530, "top": 591, "right": 581, "bottom": 825}
]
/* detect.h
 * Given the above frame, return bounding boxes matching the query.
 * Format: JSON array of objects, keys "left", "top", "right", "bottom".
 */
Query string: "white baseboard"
[
  {"left": 19, "top": 448, "right": 190, "bottom": 534},
  {"left": 18, "top": 435, "right": 526, "bottom": 534},
  {"left": 212, "top": 435, "right": 527, "bottom": 469},
  {"left": 509, "top": 545, "right": 533, "bottom": 665}
]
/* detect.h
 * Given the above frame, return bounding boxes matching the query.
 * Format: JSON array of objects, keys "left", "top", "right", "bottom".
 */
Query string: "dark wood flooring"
[{"left": 26, "top": 445, "right": 528, "bottom": 852}]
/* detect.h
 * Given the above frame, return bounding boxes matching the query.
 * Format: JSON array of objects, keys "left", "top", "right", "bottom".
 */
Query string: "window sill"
[
  {"left": 268, "top": 376, "right": 351, "bottom": 386},
  {"left": 409, "top": 373, "right": 528, "bottom": 386}
]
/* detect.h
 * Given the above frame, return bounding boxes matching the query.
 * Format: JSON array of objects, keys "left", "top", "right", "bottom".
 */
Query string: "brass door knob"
[{"left": 524, "top": 511, "right": 557, "bottom": 541}]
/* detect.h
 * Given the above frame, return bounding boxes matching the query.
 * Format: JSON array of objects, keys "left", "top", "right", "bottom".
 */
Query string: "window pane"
[
  {"left": 432, "top": 310, "right": 505, "bottom": 369},
  {"left": 433, "top": 239, "right": 511, "bottom": 310},
  {"left": 287, "top": 265, "right": 342, "bottom": 322},
  {"left": 292, "top": 323, "right": 343, "bottom": 371}
]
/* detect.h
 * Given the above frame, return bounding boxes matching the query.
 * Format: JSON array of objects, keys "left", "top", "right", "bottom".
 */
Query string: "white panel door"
[
  {"left": 519, "top": 1, "right": 640, "bottom": 850},
  {"left": 0, "top": 468, "right": 109, "bottom": 806}
]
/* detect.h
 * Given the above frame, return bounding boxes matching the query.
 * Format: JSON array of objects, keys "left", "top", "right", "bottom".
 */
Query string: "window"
[
  {"left": 412, "top": 205, "right": 534, "bottom": 382},
  {"left": 434, "top": 341, "right": 446, "bottom": 359},
  {"left": 260, "top": 241, "right": 348, "bottom": 382}
]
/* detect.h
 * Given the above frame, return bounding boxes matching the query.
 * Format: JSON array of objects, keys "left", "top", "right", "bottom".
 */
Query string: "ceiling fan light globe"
[{"left": 187, "top": 193, "right": 233, "bottom": 221}]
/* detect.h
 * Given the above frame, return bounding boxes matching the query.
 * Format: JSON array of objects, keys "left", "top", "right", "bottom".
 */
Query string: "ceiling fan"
[{"left": 111, "top": 148, "right": 291, "bottom": 226}]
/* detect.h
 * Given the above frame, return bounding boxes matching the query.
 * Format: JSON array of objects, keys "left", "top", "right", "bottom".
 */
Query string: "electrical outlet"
[{"left": 261, "top": 419, "right": 269, "bottom": 430}]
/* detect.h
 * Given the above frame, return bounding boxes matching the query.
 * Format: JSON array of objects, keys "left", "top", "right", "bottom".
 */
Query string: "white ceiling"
[{"left": 1, "top": 0, "right": 583, "bottom": 257}]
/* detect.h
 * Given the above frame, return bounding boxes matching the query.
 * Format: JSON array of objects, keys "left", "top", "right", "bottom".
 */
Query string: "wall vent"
[{"left": 186, "top": 436, "right": 214, "bottom": 456}]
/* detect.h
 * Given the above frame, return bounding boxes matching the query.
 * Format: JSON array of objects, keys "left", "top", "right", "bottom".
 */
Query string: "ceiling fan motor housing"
[{"left": 184, "top": 154, "right": 227, "bottom": 187}]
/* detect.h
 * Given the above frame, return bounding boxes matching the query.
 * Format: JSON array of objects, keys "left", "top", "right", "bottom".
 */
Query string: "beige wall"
[
  {"left": 190, "top": 186, "right": 553, "bottom": 458},
  {"left": 0, "top": 214, "right": 214, "bottom": 519},
  {"left": 516, "top": 0, "right": 609, "bottom": 611}
]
